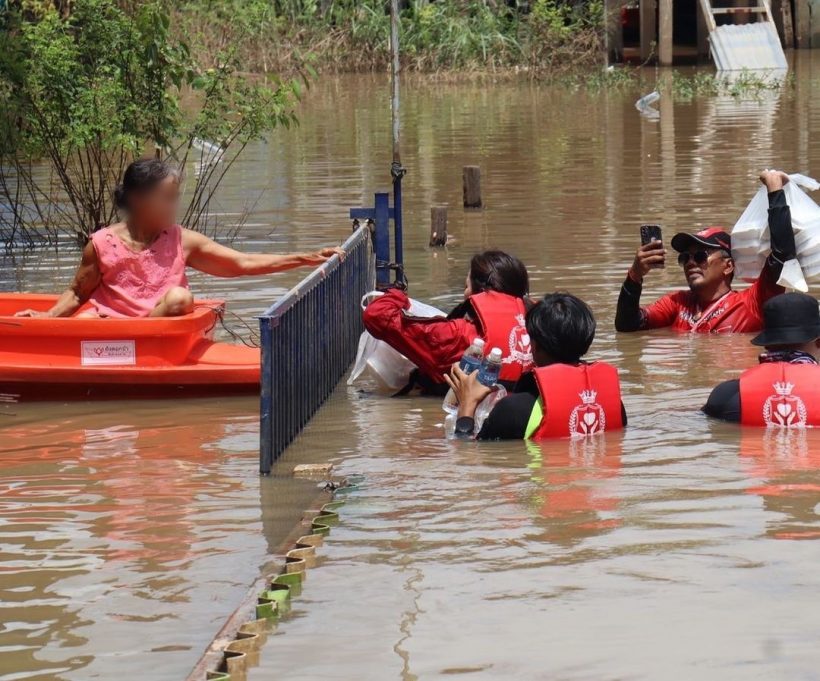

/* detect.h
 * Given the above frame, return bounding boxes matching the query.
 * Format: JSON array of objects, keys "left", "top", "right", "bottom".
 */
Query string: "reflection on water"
[
  {"left": 253, "top": 411, "right": 820, "bottom": 680},
  {"left": 0, "top": 401, "right": 328, "bottom": 680},
  {"left": 5, "top": 53, "right": 820, "bottom": 679}
]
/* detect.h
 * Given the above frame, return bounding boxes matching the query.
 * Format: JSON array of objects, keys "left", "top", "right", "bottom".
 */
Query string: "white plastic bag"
[
  {"left": 348, "top": 331, "right": 415, "bottom": 394},
  {"left": 474, "top": 385, "right": 508, "bottom": 432},
  {"left": 731, "top": 172, "right": 820, "bottom": 292},
  {"left": 348, "top": 291, "right": 445, "bottom": 394},
  {"left": 443, "top": 386, "right": 508, "bottom": 439}
]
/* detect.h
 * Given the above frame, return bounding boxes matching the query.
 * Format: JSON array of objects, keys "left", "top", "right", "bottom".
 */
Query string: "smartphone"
[
  {"left": 640, "top": 223, "right": 663, "bottom": 246},
  {"left": 640, "top": 224, "right": 664, "bottom": 269}
]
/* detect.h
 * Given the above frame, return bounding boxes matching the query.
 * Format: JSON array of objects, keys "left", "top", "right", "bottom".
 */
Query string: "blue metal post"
[
  {"left": 350, "top": 189, "right": 401, "bottom": 290},
  {"left": 373, "top": 192, "right": 391, "bottom": 289}
]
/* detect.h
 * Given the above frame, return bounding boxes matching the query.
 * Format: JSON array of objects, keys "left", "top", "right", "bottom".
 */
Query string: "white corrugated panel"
[{"left": 709, "top": 22, "right": 788, "bottom": 71}]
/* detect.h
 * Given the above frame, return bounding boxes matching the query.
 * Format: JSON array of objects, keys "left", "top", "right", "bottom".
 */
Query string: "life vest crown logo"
[
  {"left": 774, "top": 381, "right": 794, "bottom": 396},
  {"left": 568, "top": 389, "right": 606, "bottom": 438},
  {"left": 504, "top": 313, "right": 533, "bottom": 369},
  {"left": 763, "top": 381, "right": 808, "bottom": 428},
  {"left": 580, "top": 389, "right": 597, "bottom": 404}
]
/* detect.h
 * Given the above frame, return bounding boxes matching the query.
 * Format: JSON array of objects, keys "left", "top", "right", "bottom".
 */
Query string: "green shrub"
[
  {"left": 170, "top": 0, "right": 606, "bottom": 76},
  {"left": 0, "top": 0, "right": 305, "bottom": 245}
]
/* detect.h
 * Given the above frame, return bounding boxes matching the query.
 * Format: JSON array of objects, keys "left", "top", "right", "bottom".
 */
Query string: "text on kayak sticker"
[{"left": 80, "top": 340, "right": 136, "bottom": 366}]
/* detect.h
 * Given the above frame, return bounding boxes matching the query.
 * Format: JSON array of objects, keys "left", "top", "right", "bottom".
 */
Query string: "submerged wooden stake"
[
  {"left": 781, "top": 0, "right": 795, "bottom": 49},
  {"left": 640, "top": 0, "right": 657, "bottom": 62},
  {"left": 462, "top": 166, "right": 482, "bottom": 209},
  {"left": 659, "top": 0, "right": 673, "bottom": 66},
  {"left": 429, "top": 206, "right": 448, "bottom": 247}
]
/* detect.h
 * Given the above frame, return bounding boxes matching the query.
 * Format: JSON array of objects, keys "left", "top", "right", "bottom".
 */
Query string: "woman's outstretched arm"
[
  {"left": 15, "top": 242, "right": 101, "bottom": 318},
  {"left": 183, "top": 229, "right": 344, "bottom": 278}
]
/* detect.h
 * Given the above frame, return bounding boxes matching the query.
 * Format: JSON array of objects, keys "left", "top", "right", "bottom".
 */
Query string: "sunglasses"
[{"left": 677, "top": 250, "right": 729, "bottom": 267}]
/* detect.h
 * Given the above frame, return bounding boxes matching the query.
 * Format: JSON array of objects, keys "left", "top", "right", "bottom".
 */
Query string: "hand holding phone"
[{"left": 633, "top": 224, "right": 665, "bottom": 277}]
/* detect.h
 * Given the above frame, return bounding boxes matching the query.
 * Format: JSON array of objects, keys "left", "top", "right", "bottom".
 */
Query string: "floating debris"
[
  {"left": 293, "top": 463, "right": 334, "bottom": 478},
  {"left": 635, "top": 91, "right": 660, "bottom": 121}
]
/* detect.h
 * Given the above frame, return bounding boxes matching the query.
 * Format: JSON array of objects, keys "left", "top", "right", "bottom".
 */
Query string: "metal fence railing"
[{"left": 258, "top": 224, "right": 374, "bottom": 474}]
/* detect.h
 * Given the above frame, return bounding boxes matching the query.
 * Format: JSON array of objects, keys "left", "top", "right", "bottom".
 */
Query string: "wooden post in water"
[
  {"left": 795, "top": 0, "right": 811, "bottom": 47},
  {"left": 429, "top": 207, "right": 448, "bottom": 247},
  {"left": 780, "top": 0, "right": 795, "bottom": 48},
  {"left": 389, "top": 0, "right": 405, "bottom": 279},
  {"left": 659, "top": 0, "right": 673, "bottom": 66},
  {"left": 696, "top": 4, "right": 710, "bottom": 61},
  {"left": 463, "top": 166, "right": 482, "bottom": 209},
  {"left": 811, "top": 0, "right": 820, "bottom": 46},
  {"left": 640, "top": 0, "right": 657, "bottom": 62}
]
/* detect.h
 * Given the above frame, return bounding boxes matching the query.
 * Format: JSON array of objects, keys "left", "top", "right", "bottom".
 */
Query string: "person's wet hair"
[
  {"left": 526, "top": 292, "right": 596, "bottom": 364},
  {"left": 468, "top": 250, "right": 529, "bottom": 298},
  {"left": 114, "top": 158, "right": 180, "bottom": 211},
  {"left": 448, "top": 250, "right": 530, "bottom": 320}
]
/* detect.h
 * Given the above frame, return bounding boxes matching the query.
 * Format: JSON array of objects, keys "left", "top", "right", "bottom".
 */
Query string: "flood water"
[{"left": 5, "top": 52, "right": 820, "bottom": 679}]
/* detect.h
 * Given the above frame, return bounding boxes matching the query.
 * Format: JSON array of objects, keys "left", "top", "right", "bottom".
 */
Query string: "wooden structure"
[
  {"left": 792, "top": 0, "right": 820, "bottom": 47},
  {"left": 622, "top": 0, "right": 820, "bottom": 66}
]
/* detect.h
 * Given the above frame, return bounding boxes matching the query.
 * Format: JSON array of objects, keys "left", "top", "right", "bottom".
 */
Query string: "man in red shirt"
[{"left": 615, "top": 170, "right": 797, "bottom": 334}]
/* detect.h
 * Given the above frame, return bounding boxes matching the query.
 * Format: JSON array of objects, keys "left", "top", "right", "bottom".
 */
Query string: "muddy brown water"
[{"left": 4, "top": 54, "right": 820, "bottom": 680}]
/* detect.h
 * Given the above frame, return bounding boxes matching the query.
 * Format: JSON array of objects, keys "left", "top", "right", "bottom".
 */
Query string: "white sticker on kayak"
[{"left": 81, "top": 340, "right": 136, "bottom": 366}]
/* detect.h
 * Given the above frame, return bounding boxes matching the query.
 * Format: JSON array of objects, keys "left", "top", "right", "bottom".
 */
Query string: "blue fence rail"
[{"left": 258, "top": 224, "right": 374, "bottom": 474}]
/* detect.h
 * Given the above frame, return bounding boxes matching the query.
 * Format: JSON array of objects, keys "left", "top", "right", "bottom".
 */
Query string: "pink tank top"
[{"left": 89, "top": 225, "right": 189, "bottom": 318}]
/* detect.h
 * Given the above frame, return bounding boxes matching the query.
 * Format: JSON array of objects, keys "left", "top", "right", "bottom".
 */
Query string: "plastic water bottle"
[
  {"left": 474, "top": 384, "right": 507, "bottom": 435},
  {"left": 444, "top": 348, "right": 506, "bottom": 438},
  {"left": 477, "top": 347, "right": 503, "bottom": 388},
  {"left": 442, "top": 338, "right": 486, "bottom": 413}
]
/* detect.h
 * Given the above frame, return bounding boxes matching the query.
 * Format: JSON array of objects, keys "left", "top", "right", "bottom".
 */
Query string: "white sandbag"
[
  {"left": 348, "top": 291, "right": 446, "bottom": 394},
  {"left": 731, "top": 172, "right": 820, "bottom": 290}
]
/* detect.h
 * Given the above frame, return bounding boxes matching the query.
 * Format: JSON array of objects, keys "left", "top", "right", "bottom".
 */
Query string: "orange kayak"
[{"left": 0, "top": 293, "right": 260, "bottom": 400}]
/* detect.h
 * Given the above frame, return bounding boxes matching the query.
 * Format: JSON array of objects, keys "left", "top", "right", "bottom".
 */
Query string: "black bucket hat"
[
  {"left": 751, "top": 292, "right": 820, "bottom": 347},
  {"left": 670, "top": 227, "right": 732, "bottom": 253}
]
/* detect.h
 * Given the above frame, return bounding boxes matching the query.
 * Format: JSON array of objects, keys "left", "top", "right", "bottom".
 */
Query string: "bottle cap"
[
  {"left": 489, "top": 347, "right": 502, "bottom": 360},
  {"left": 472, "top": 338, "right": 486, "bottom": 348}
]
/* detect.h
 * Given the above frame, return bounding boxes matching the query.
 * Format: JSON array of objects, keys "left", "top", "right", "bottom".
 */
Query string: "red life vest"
[
  {"left": 531, "top": 362, "right": 624, "bottom": 439},
  {"left": 739, "top": 362, "right": 820, "bottom": 427},
  {"left": 470, "top": 291, "right": 532, "bottom": 382}
]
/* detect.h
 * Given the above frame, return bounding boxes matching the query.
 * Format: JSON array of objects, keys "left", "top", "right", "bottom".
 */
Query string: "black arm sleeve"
[
  {"left": 767, "top": 189, "right": 797, "bottom": 266},
  {"left": 703, "top": 379, "right": 741, "bottom": 423},
  {"left": 615, "top": 276, "right": 644, "bottom": 332},
  {"left": 475, "top": 393, "right": 537, "bottom": 441}
]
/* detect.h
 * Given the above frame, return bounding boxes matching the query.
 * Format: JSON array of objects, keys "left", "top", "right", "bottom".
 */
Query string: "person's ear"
[{"left": 724, "top": 257, "right": 735, "bottom": 276}]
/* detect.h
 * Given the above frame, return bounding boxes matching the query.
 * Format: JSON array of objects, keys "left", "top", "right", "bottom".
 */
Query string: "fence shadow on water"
[{"left": 259, "top": 224, "right": 374, "bottom": 474}]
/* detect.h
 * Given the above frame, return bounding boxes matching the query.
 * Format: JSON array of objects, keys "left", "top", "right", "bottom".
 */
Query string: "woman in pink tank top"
[{"left": 15, "top": 159, "right": 344, "bottom": 319}]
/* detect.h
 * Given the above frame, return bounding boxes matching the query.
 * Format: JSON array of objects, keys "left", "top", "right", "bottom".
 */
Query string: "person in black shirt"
[
  {"left": 445, "top": 293, "right": 627, "bottom": 440},
  {"left": 704, "top": 293, "right": 820, "bottom": 423}
]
